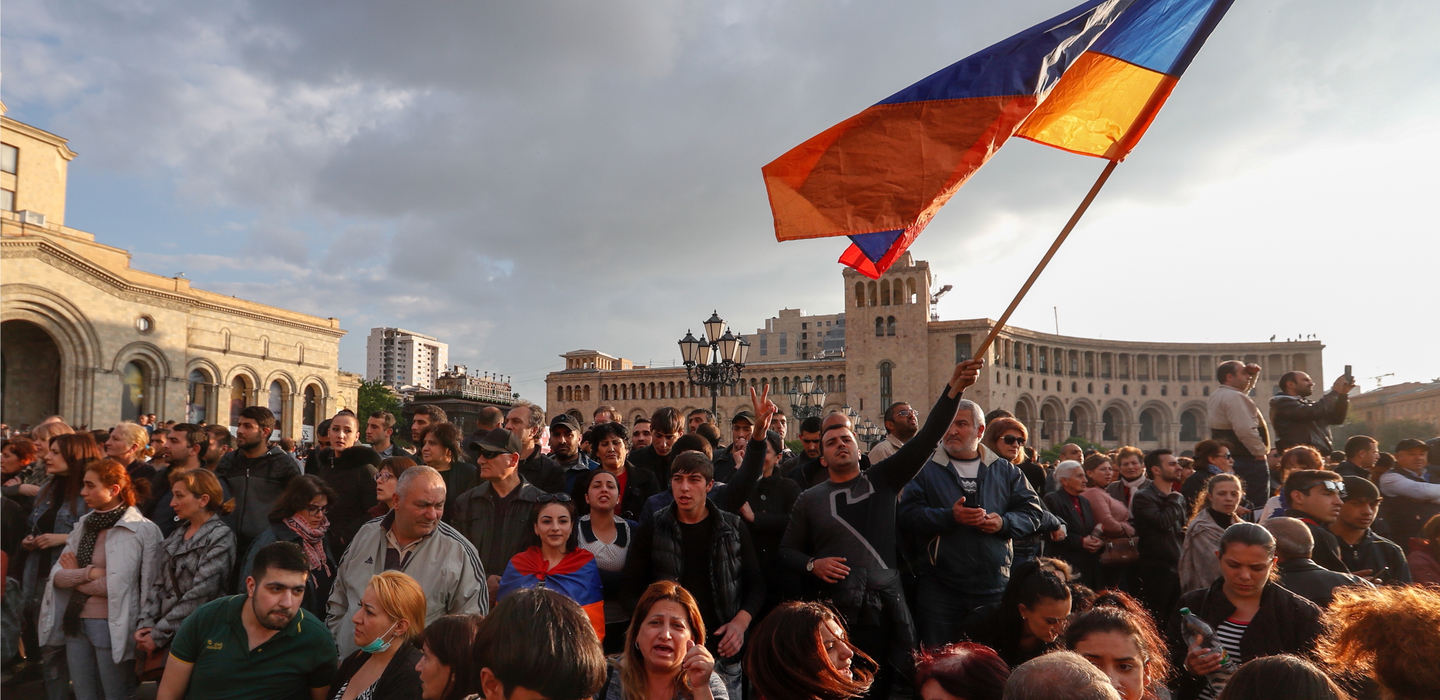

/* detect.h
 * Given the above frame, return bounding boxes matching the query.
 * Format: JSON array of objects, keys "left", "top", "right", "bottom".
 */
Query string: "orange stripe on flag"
[
  {"left": 1016, "top": 52, "right": 1177, "bottom": 161},
  {"left": 763, "top": 95, "right": 1038, "bottom": 241}
]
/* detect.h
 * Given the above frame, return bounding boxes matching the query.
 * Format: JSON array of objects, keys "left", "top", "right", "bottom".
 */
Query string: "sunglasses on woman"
[
  {"left": 537, "top": 493, "right": 572, "bottom": 504},
  {"left": 1000, "top": 435, "right": 1027, "bottom": 446}
]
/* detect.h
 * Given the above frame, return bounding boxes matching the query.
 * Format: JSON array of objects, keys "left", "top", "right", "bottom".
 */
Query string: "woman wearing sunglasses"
[
  {"left": 496, "top": 493, "right": 606, "bottom": 639},
  {"left": 982, "top": 417, "right": 1065, "bottom": 565},
  {"left": 238, "top": 474, "right": 340, "bottom": 618}
]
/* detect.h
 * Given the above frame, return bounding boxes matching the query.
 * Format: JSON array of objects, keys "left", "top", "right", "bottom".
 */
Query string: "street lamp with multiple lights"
[
  {"left": 677, "top": 311, "right": 750, "bottom": 417},
  {"left": 785, "top": 374, "right": 827, "bottom": 421}
]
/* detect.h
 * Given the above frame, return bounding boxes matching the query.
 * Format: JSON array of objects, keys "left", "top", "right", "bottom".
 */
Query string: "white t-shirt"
[{"left": 950, "top": 457, "right": 981, "bottom": 501}]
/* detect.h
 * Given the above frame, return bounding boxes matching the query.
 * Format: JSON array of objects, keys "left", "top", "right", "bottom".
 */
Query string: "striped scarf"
[
  {"left": 63, "top": 505, "right": 126, "bottom": 636},
  {"left": 285, "top": 515, "right": 331, "bottom": 577}
]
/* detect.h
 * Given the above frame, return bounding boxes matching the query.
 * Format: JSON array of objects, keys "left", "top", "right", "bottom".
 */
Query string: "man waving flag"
[{"left": 763, "top": 0, "right": 1236, "bottom": 278}]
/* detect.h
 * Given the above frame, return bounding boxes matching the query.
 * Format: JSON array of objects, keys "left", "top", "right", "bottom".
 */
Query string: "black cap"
[
  {"left": 550, "top": 414, "right": 583, "bottom": 435},
  {"left": 1395, "top": 438, "right": 1429, "bottom": 453},
  {"left": 468, "top": 427, "right": 523, "bottom": 456},
  {"left": 731, "top": 410, "right": 757, "bottom": 426},
  {"left": 1341, "top": 476, "right": 1380, "bottom": 502}
]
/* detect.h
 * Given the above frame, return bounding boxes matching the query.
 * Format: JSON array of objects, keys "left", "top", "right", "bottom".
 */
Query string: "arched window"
[
  {"left": 867, "top": 281, "right": 878, "bottom": 307},
  {"left": 827, "top": 375, "right": 836, "bottom": 392},
  {"left": 879, "top": 362, "right": 894, "bottom": 409},
  {"left": 303, "top": 385, "right": 319, "bottom": 428},
  {"left": 1179, "top": 409, "right": 1202, "bottom": 442},
  {"left": 1122, "top": 385, "right": 1129, "bottom": 395},
  {"left": 1071, "top": 382, "right": 1078, "bottom": 393},
  {"left": 1103, "top": 408, "right": 1120, "bottom": 442},
  {"left": 907, "top": 277, "right": 919, "bottom": 304},
  {"left": 875, "top": 317, "right": 884, "bottom": 337},
  {"left": 880, "top": 280, "right": 891, "bottom": 306},
  {"left": 1087, "top": 382, "right": 1094, "bottom": 394},
  {"left": 1140, "top": 385, "right": 1148, "bottom": 396},
  {"left": 855, "top": 282, "right": 866, "bottom": 307},
  {"left": 886, "top": 316, "right": 896, "bottom": 337},
  {"left": 601, "top": 385, "right": 609, "bottom": 401},
  {"left": 783, "top": 376, "right": 791, "bottom": 393},
  {"left": 558, "top": 386, "right": 566, "bottom": 402},
  {"left": 1042, "top": 380, "right": 1048, "bottom": 391},
  {"left": 838, "top": 374, "right": 846, "bottom": 392},
  {"left": 187, "top": 369, "right": 212, "bottom": 424},
  {"left": 120, "top": 361, "right": 147, "bottom": 422},
  {"left": 1160, "top": 385, "right": 1167, "bottom": 396},
  {"left": 1139, "top": 409, "right": 1158, "bottom": 441},
  {"left": 1180, "top": 386, "right": 1189, "bottom": 397},
  {"left": 268, "top": 381, "right": 286, "bottom": 437},
  {"left": 229, "top": 375, "right": 251, "bottom": 426}
]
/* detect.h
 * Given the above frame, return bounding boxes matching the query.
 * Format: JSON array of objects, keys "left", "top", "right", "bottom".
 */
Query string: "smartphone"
[{"left": 1344, "top": 364, "right": 1353, "bottom": 381}]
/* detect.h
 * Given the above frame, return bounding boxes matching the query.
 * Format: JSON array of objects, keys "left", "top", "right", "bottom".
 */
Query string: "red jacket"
[{"left": 1407, "top": 539, "right": 1440, "bottom": 585}]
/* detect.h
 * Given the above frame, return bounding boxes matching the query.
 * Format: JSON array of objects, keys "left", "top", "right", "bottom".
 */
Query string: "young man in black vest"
[{"left": 622, "top": 449, "right": 764, "bottom": 700}]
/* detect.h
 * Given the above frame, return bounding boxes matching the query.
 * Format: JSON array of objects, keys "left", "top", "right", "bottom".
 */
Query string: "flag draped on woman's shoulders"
[{"left": 498, "top": 547, "right": 606, "bottom": 639}]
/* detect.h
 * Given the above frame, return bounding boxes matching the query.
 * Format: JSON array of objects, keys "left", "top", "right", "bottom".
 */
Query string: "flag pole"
[{"left": 971, "top": 159, "right": 1119, "bottom": 362}]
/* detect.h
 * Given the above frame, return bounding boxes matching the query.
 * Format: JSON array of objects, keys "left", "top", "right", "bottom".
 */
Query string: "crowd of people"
[{"left": 1, "top": 357, "right": 1438, "bottom": 700}]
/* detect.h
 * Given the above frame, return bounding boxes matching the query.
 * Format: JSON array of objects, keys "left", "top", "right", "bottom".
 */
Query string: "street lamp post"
[
  {"left": 678, "top": 311, "right": 749, "bottom": 418},
  {"left": 785, "top": 374, "right": 827, "bottom": 421}
]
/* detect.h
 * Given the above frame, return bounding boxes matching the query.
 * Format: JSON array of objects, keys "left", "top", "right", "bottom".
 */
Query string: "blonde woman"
[{"left": 331, "top": 571, "right": 428, "bottom": 700}]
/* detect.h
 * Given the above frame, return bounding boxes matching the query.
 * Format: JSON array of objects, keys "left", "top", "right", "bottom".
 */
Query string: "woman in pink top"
[
  {"left": 1081, "top": 453, "right": 1136, "bottom": 591},
  {"left": 1080, "top": 454, "right": 1135, "bottom": 538}
]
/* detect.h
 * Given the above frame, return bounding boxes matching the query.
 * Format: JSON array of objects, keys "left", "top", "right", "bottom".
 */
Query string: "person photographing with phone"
[{"left": 1270, "top": 368, "right": 1354, "bottom": 454}]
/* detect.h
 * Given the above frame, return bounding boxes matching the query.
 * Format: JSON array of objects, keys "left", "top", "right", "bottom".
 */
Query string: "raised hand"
[
  {"left": 947, "top": 358, "right": 985, "bottom": 398},
  {"left": 750, "top": 385, "right": 778, "bottom": 435}
]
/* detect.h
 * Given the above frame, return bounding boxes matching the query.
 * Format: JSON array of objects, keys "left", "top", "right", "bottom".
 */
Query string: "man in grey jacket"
[{"left": 326, "top": 466, "right": 487, "bottom": 656}]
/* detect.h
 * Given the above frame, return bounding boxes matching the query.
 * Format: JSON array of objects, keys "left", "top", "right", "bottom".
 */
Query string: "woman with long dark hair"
[
  {"left": 415, "top": 614, "right": 482, "bottom": 700},
  {"left": 576, "top": 421, "right": 660, "bottom": 522},
  {"left": 41, "top": 459, "right": 162, "bottom": 700},
  {"left": 964, "top": 558, "right": 1074, "bottom": 669},
  {"left": 1167, "top": 522, "right": 1323, "bottom": 700},
  {"left": 21, "top": 432, "right": 96, "bottom": 700},
  {"left": 1178, "top": 474, "right": 1245, "bottom": 592},
  {"left": 744, "top": 600, "right": 874, "bottom": 700},
  {"left": 238, "top": 474, "right": 340, "bottom": 618},
  {"left": 497, "top": 495, "right": 605, "bottom": 639},
  {"left": 1064, "top": 591, "right": 1171, "bottom": 700}
]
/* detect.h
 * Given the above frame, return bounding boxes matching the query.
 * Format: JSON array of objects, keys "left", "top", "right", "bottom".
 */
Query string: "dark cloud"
[{"left": 5, "top": 0, "right": 1438, "bottom": 395}]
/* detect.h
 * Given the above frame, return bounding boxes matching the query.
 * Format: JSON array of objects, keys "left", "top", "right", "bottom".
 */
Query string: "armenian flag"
[
  {"left": 763, "top": 0, "right": 1235, "bottom": 278},
  {"left": 497, "top": 547, "right": 606, "bottom": 640}
]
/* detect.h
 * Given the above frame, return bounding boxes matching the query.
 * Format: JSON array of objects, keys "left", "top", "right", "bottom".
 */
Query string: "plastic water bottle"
[{"left": 1179, "top": 608, "right": 1237, "bottom": 692}]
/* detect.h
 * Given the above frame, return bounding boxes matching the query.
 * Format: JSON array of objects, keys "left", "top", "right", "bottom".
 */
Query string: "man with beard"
[
  {"left": 217, "top": 406, "right": 302, "bottom": 555},
  {"left": 146, "top": 423, "right": 231, "bottom": 537},
  {"left": 898, "top": 396, "right": 1044, "bottom": 646},
  {"left": 782, "top": 358, "right": 982, "bottom": 697},
  {"left": 157, "top": 542, "right": 338, "bottom": 700},
  {"left": 630, "top": 417, "right": 653, "bottom": 452},
  {"left": 551, "top": 413, "right": 598, "bottom": 493},
  {"left": 868, "top": 402, "right": 919, "bottom": 463},
  {"left": 1270, "top": 370, "right": 1353, "bottom": 453}
]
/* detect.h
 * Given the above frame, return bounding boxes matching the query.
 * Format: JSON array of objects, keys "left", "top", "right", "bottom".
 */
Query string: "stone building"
[
  {"left": 1, "top": 109, "right": 358, "bottom": 439},
  {"left": 547, "top": 252, "right": 1325, "bottom": 451},
  {"left": 1349, "top": 381, "right": 1440, "bottom": 431}
]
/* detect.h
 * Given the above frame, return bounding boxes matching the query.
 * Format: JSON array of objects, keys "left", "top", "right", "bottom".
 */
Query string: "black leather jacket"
[{"left": 1269, "top": 390, "right": 1348, "bottom": 452}]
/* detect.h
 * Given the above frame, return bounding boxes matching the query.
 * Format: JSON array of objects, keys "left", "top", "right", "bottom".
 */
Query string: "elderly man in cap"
[
  {"left": 1330, "top": 475, "right": 1411, "bottom": 585},
  {"left": 451, "top": 427, "right": 547, "bottom": 604},
  {"left": 1377, "top": 438, "right": 1440, "bottom": 543},
  {"left": 712, "top": 410, "right": 756, "bottom": 482},
  {"left": 550, "top": 413, "right": 598, "bottom": 493}
]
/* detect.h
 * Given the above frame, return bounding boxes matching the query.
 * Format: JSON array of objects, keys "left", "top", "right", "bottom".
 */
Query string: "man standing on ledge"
[
  {"left": 781, "top": 358, "right": 982, "bottom": 699},
  {"left": 1270, "top": 370, "right": 1353, "bottom": 453},
  {"left": 1208, "top": 360, "right": 1272, "bottom": 504}
]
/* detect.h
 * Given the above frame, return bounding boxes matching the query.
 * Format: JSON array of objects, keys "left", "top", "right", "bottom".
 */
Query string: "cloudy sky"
[{"left": 5, "top": 0, "right": 1437, "bottom": 400}]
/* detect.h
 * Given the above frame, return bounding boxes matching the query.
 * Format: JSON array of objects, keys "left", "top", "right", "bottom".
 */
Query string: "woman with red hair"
[
  {"left": 745, "top": 600, "right": 875, "bottom": 700},
  {"left": 40, "top": 458, "right": 162, "bottom": 700},
  {"left": 912, "top": 642, "right": 1010, "bottom": 700}
]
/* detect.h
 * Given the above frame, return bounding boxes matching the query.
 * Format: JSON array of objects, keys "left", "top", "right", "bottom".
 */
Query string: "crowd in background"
[{"left": 1, "top": 356, "right": 1438, "bottom": 700}]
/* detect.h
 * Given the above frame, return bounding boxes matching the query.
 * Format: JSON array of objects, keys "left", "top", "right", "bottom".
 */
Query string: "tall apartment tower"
[{"left": 366, "top": 328, "right": 449, "bottom": 389}]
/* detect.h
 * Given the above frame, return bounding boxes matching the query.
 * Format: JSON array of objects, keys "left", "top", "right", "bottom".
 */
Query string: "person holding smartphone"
[{"left": 1270, "top": 369, "right": 1355, "bottom": 455}]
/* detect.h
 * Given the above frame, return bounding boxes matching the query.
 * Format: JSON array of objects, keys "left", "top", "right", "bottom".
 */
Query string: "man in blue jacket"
[{"left": 898, "top": 399, "right": 1044, "bottom": 647}]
